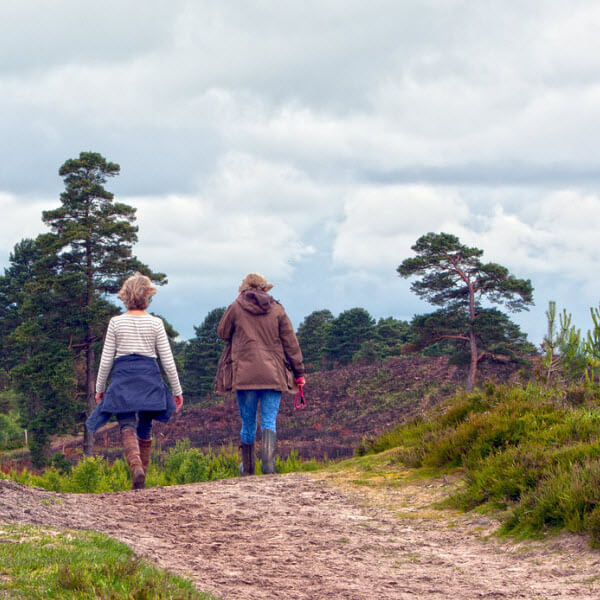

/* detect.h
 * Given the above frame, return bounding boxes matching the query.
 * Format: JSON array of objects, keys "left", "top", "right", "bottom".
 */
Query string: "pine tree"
[
  {"left": 41, "top": 152, "right": 166, "bottom": 453},
  {"left": 5, "top": 238, "right": 79, "bottom": 466},
  {"left": 398, "top": 232, "right": 534, "bottom": 389},
  {"left": 296, "top": 309, "right": 334, "bottom": 371},
  {"left": 325, "top": 308, "right": 375, "bottom": 366},
  {"left": 182, "top": 308, "right": 226, "bottom": 399}
]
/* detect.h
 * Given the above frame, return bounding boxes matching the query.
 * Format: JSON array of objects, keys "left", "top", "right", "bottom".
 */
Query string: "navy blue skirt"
[{"left": 86, "top": 354, "right": 176, "bottom": 433}]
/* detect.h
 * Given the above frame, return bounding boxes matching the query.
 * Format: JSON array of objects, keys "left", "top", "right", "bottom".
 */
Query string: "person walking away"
[
  {"left": 215, "top": 273, "right": 305, "bottom": 475},
  {"left": 86, "top": 272, "right": 183, "bottom": 489}
]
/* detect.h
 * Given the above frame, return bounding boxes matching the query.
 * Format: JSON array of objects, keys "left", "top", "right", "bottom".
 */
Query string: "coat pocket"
[
  {"left": 215, "top": 343, "right": 233, "bottom": 393},
  {"left": 283, "top": 359, "right": 295, "bottom": 390}
]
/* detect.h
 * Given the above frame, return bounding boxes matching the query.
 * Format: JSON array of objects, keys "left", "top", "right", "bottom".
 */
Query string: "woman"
[
  {"left": 86, "top": 272, "right": 183, "bottom": 489},
  {"left": 215, "top": 273, "right": 305, "bottom": 475}
]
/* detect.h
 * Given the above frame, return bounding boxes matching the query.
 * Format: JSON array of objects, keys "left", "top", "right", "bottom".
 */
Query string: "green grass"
[
  {"left": 358, "top": 382, "right": 600, "bottom": 547},
  {"left": 0, "top": 441, "right": 325, "bottom": 493},
  {"left": 0, "top": 523, "right": 219, "bottom": 599}
]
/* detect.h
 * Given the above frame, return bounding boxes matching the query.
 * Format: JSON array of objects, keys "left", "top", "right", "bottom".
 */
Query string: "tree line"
[{"left": 0, "top": 151, "right": 540, "bottom": 466}]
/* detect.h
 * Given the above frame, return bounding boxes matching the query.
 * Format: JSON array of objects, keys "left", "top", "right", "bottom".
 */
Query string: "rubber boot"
[
  {"left": 239, "top": 442, "right": 255, "bottom": 476},
  {"left": 122, "top": 428, "right": 145, "bottom": 490},
  {"left": 138, "top": 437, "right": 152, "bottom": 474},
  {"left": 262, "top": 429, "right": 277, "bottom": 474}
]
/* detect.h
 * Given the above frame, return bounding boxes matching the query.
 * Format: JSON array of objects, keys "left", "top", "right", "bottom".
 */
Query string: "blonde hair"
[
  {"left": 239, "top": 273, "right": 274, "bottom": 293},
  {"left": 118, "top": 272, "right": 156, "bottom": 310}
]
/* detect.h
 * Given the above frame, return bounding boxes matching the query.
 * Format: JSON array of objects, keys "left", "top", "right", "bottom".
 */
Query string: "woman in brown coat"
[{"left": 216, "top": 273, "right": 305, "bottom": 475}]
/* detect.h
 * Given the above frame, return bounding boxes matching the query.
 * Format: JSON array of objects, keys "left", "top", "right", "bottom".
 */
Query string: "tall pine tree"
[
  {"left": 41, "top": 152, "right": 166, "bottom": 453},
  {"left": 398, "top": 232, "right": 534, "bottom": 389}
]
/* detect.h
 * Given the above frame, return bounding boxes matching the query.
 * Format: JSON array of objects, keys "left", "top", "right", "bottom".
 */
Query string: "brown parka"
[{"left": 215, "top": 290, "right": 305, "bottom": 393}]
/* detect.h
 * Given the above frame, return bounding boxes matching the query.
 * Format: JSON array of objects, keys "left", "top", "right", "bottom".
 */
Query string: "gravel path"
[{"left": 1, "top": 474, "right": 600, "bottom": 599}]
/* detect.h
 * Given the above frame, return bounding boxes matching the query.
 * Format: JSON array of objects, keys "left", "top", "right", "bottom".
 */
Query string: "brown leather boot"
[
  {"left": 122, "top": 428, "right": 145, "bottom": 490},
  {"left": 239, "top": 442, "right": 255, "bottom": 476},
  {"left": 138, "top": 437, "right": 152, "bottom": 474}
]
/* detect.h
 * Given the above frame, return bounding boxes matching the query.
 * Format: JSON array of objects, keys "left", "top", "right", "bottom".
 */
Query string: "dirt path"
[{"left": 1, "top": 474, "right": 600, "bottom": 600}]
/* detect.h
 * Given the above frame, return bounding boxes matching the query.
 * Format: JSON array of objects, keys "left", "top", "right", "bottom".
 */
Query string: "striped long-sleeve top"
[{"left": 95, "top": 313, "right": 183, "bottom": 396}]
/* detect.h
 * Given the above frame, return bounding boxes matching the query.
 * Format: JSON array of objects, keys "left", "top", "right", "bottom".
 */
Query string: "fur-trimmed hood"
[{"left": 236, "top": 290, "right": 274, "bottom": 315}]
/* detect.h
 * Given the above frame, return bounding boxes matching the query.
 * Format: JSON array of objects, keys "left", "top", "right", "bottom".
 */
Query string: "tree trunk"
[
  {"left": 467, "top": 329, "right": 478, "bottom": 391},
  {"left": 83, "top": 342, "right": 95, "bottom": 455},
  {"left": 467, "top": 281, "right": 477, "bottom": 391},
  {"left": 83, "top": 231, "right": 95, "bottom": 455}
]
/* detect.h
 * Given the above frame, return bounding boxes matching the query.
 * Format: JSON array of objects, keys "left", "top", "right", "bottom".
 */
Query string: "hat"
[{"left": 239, "top": 273, "right": 274, "bottom": 293}]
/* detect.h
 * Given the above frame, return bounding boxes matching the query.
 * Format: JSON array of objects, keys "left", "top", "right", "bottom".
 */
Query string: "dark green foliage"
[
  {"left": 0, "top": 239, "right": 42, "bottom": 375},
  {"left": 398, "top": 232, "right": 534, "bottom": 389},
  {"left": 411, "top": 308, "right": 535, "bottom": 366},
  {"left": 353, "top": 317, "right": 412, "bottom": 363},
  {"left": 364, "top": 382, "right": 600, "bottom": 546},
  {"left": 181, "top": 308, "right": 226, "bottom": 399},
  {"left": 325, "top": 308, "right": 375, "bottom": 365},
  {"left": 3, "top": 240, "right": 80, "bottom": 466},
  {"left": 296, "top": 309, "right": 334, "bottom": 370},
  {"left": 397, "top": 232, "right": 533, "bottom": 311}
]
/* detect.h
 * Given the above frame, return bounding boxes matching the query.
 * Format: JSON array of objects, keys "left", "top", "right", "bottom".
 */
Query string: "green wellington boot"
[{"left": 262, "top": 429, "right": 277, "bottom": 474}]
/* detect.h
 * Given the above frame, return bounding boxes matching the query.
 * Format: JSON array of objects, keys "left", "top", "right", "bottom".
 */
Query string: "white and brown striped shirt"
[{"left": 96, "top": 313, "right": 183, "bottom": 396}]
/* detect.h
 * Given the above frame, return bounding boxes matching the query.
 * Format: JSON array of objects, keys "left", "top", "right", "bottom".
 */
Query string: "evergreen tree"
[
  {"left": 398, "top": 232, "right": 534, "bottom": 389},
  {"left": 353, "top": 317, "right": 412, "bottom": 364},
  {"left": 182, "top": 308, "right": 226, "bottom": 399},
  {"left": 296, "top": 309, "right": 334, "bottom": 371},
  {"left": 5, "top": 239, "right": 79, "bottom": 466},
  {"left": 0, "top": 239, "right": 41, "bottom": 379},
  {"left": 40, "top": 151, "right": 166, "bottom": 454},
  {"left": 325, "top": 308, "right": 375, "bottom": 365}
]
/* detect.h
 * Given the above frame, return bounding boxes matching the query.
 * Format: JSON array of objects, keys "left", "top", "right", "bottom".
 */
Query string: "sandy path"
[{"left": 1, "top": 474, "right": 600, "bottom": 599}]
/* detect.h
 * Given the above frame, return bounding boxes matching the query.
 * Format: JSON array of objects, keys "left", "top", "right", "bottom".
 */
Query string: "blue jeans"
[
  {"left": 236, "top": 389, "right": 282, "bottom": 444},
  {"left": 117, "top": 411, "right": 162, "bottom": 440}
]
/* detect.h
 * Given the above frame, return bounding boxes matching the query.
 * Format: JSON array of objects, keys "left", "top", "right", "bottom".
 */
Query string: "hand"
[
  {"left": 173, "top": 395, "right": 184, "bottom": 413},
  {"left": 295, "top": 376, "right": 306, "bottom": 386},
  {"left": 95, "top": 392, "right": 104, "bottom": 404}
]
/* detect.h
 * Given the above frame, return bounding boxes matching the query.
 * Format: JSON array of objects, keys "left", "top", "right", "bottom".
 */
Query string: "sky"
[{"left": 1, "top": 0, "right": 600, "bottom": 344}]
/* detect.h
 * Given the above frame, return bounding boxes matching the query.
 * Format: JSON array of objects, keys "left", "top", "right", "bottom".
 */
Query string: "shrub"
[{"left": 366, "top": 383, "right": 600, "bottom": 546}]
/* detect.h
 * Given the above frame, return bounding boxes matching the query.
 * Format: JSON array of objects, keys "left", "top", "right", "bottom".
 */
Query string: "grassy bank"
[
  {"left": 358, "top": 382, "right": 600, "bottom": 546},
  {"left": 0, "top": 523, "right": 218, "bottom": 599},
  {"left": 0, "top": 440, "right": 322, "bottom": 493}
]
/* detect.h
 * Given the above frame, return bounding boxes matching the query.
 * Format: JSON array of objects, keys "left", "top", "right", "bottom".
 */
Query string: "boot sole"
[{"left": 132, "top": 468, "right": 146, "bottom": 490}]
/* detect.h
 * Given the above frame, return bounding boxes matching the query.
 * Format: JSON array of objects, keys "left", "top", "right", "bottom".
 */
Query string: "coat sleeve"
[
  {"left": 217, "top": 303, "right": 236, "bottom": 341},
  {"left": 278, "top": 311, "right": 305, "bottom": 378}
]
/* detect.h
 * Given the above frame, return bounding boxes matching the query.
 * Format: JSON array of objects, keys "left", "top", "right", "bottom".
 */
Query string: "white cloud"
[
  {"left": 332, "top": 185, "right": 469, "bottom": 270},
  {"left": 0, "top": 193, "right": 52, "bottom": 264},
  {"left": 3, "top": 2, "right": 600, "bottom": 343},
  {"left": 131, "top": 153, "right": 328, "bottom": 289}
]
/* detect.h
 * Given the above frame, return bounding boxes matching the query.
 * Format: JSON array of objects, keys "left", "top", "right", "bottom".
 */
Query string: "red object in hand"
[
  {"left": 295, "top": 376, "right": 306, "bottom": 386},
  {"left": 294, "top": 385, "right": 306, "bottom": 410}
]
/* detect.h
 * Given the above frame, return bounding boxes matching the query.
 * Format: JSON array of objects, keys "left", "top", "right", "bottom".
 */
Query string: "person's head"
[
  {"left": 118, "top": 272, "right": 156, "bottom": 310},
  {"left": 238, "top": 272, "right": 274, "bottom": 293}
]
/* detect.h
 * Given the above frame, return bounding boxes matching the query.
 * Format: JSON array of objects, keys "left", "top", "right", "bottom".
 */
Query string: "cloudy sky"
[{"left": 2, "top": 0, "right": 600, "bottom": 344}]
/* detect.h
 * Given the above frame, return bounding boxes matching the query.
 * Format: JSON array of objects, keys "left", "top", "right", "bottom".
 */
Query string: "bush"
[
  {"left": 365, "top": 383, "right": 600, "bottom": 546},
  {"left": 0, "top": 412, "right": 23, "bottom": 450}
]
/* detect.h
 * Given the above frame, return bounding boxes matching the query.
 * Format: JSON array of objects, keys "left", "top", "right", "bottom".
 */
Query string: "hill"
[{"left": 83, "top": 356, "right": 522, "bottom": 462}]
